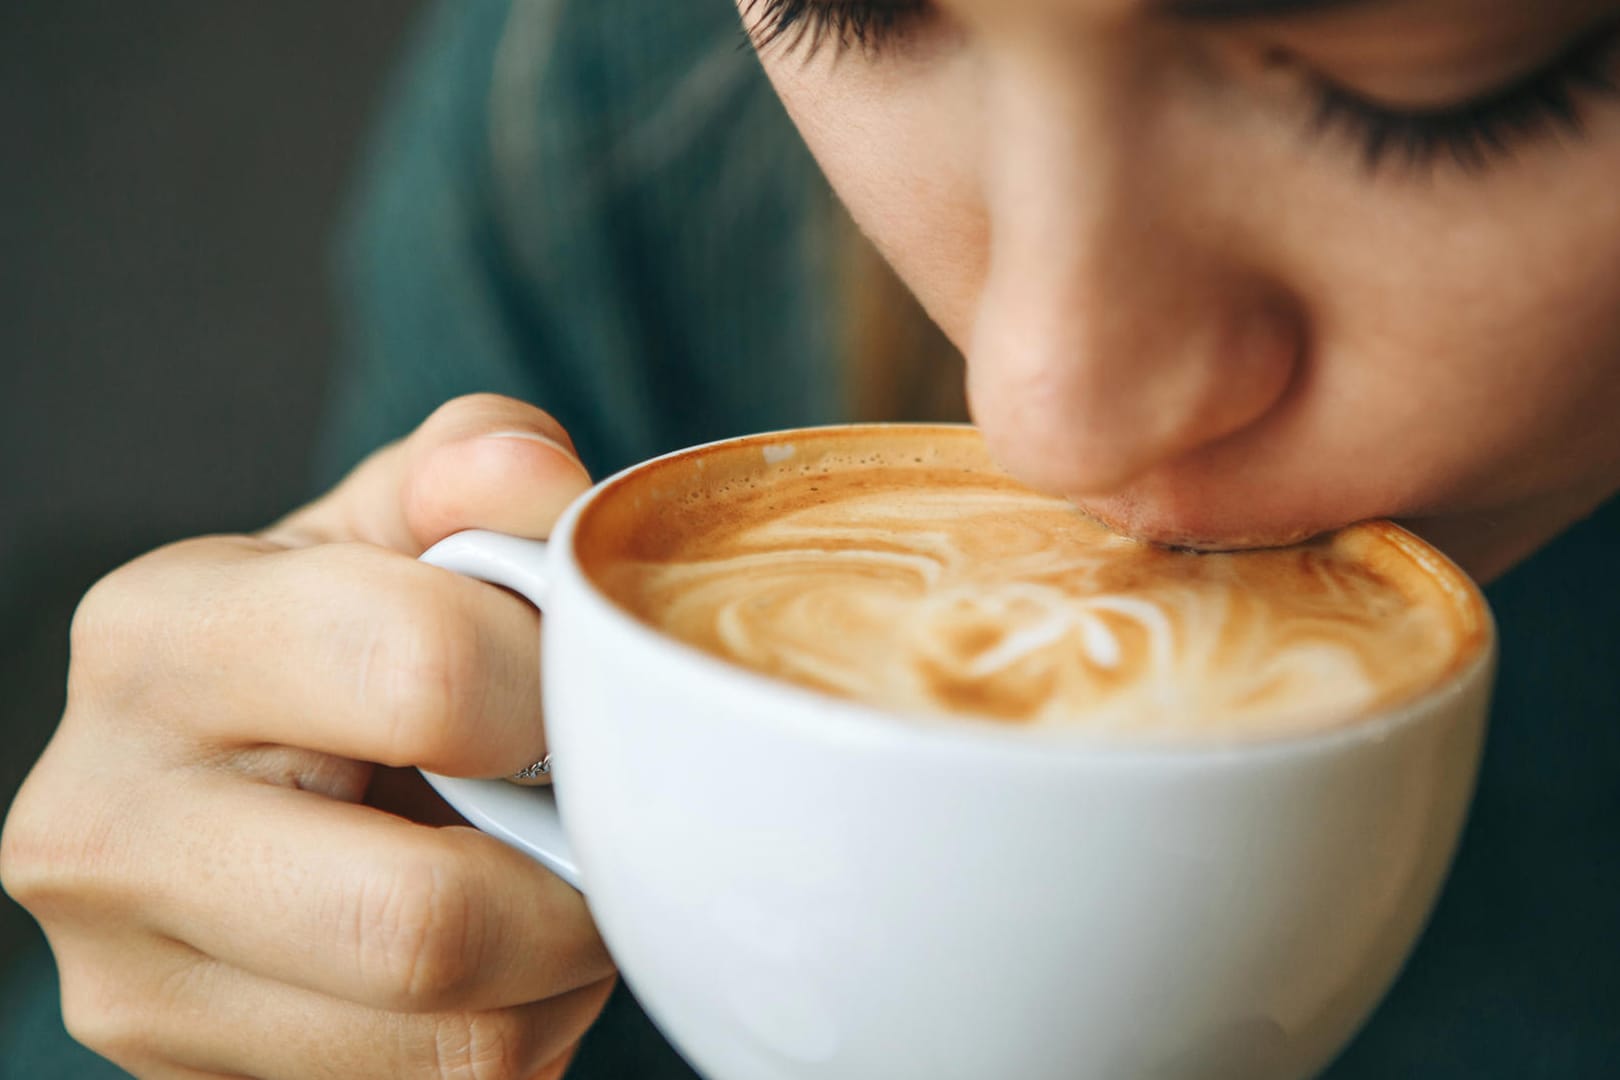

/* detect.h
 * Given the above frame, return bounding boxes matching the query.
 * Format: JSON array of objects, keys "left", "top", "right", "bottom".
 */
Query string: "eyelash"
[
  {"left": 1311, "top": 30, "right": 1620, "bottom": 172},
  {"left": 741, "top": 0, "right": 932, "bottom": 57},
  {"left": 743, "top": 0, "right": 1620, "bottom": 175}
]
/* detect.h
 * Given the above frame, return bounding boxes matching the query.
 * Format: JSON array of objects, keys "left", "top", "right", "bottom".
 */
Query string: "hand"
[{"left": 1, "top": 394, "right": 614, "bottom": 1079}]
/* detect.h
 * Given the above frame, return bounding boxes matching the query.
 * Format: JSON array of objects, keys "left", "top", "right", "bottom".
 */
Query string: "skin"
[
  {"left": 1, "top": 397, "right": 615, "bottom": 1079},
  {"left": 746, "top": 0, "right": 1620, "bottom": 581},
  {"left": 3, "top": 1, "right": 1619, "bottom": 1076}
]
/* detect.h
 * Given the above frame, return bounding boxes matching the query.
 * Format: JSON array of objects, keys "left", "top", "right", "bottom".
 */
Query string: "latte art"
[{"left": 581, "top": 428, "right": 1481, "bottom": 739}]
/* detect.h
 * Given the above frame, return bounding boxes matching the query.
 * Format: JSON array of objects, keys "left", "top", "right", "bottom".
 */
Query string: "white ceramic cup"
[{"left": 419, "top": 424, "right": 1495, "bottom": 1080}]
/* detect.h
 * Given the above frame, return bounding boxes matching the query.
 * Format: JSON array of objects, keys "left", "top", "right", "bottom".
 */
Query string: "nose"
[{"left": 965, "top": 43, "right": 1303, "bottom": 496}]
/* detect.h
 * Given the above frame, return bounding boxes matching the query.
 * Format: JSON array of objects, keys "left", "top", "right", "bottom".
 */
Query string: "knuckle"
[
  {"left": 65, "top": 537, "right": 223, "bottom": 705},
  {"left": 58, "top": 964, "right": 155, "bottom": 1065},
  {"left": 0, "top": 794, "right": 52, "bottom": 910},
  {"left": 0, "top": 768, "right": 41, "bottom": 887},
  {"left": 422, "top": 1011, "right": 536, "bottom": 1080},
  {"left": 67, "top": 563, "right": 145, "bottom": 694},
  {"left": 355, "top": 573, "right": 483, "bottom": 767},
  {"left": 0, "top": 767, "right": 116, "bottom": 919},
  {"left": 356, "top": 848, "right": 483, "bottom": 1010}
]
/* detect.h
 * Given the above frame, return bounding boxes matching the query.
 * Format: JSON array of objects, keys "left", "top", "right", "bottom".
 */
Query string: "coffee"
[{"left": 578, "top": 426, "right": 1486, "bottom": 741}]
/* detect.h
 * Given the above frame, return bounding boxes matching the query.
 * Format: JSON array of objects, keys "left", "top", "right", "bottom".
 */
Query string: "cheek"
[
  {"left": 1285, "top": 144, "right": 1620, "bottom": 511},
  {"left": 760, "top": 43, "right": 1620, "bottom": 556},
  {"left": 762, "top": 55, "right": 991, "bottom": 345}
]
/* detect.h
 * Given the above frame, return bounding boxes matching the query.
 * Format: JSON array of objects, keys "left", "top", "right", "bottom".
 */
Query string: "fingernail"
[{"left": 482, "top": 431, "right": 588, "bottom": 475}]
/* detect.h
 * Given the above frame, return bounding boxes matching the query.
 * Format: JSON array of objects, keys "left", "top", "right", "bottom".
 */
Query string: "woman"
[{"left": 3, "top": 0, "right": 1617, "bottom": 1076}]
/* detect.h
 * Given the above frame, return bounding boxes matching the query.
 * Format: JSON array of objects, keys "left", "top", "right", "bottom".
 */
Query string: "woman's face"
[{"left": 739, "top": 0, "right": 1620, "bottom": 580}]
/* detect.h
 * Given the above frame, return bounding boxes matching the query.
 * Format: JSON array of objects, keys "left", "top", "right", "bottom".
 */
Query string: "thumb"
[{"left": 267, "top": 394, "right": 593, "bottom": 553}]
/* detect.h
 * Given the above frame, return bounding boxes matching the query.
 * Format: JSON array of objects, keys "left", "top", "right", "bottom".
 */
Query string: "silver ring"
[{"left": 512, "top": 753, "right": 552, "bottom": 780}]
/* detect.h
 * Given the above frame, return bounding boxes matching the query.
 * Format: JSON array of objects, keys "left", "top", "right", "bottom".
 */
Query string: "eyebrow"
[{"left": 1153, "top": 0, "right": 1377, "bottom": 20}]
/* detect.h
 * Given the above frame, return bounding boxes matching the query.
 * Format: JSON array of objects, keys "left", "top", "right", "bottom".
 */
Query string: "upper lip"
[{"left": 1067, "top": 500, "right": 1333, "bottom": 553}]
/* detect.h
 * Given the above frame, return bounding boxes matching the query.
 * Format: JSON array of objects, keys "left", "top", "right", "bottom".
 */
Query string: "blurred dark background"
[{"left": 1, "top": 0, "right": 422, "bottom": 965}]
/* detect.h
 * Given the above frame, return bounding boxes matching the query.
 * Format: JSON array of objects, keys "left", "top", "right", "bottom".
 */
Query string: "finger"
[
  {"left": 134, "top": 778, "right": 613, "bottom": 1014},
  {"left": 533, "top": 1040, "right": 586, "bottom": 1080},
  {"left": 269, "top": 393, "right": 592, "bottom": 553},
  {"left": 110, "top": 536, "right": 546, "bottom": 778},
  {"left": 186, "top": 973, "right": 618, "bottom": 1080},
  {"left": 56, "top": 933, "right": 614, "bottom": 1080},
  {"left": 48, "top": 932, "right": 255, "bottom": 1080}
]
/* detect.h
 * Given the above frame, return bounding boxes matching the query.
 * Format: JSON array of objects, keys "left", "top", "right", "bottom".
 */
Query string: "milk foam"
[{"left": 584, "top": 430, "right": 1478, "bottom": 740}]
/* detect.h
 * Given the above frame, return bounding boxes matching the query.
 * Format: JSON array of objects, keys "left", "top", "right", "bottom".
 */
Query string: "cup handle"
[{"left": 416, "top": 530, "right": 581, "bottom": 891}]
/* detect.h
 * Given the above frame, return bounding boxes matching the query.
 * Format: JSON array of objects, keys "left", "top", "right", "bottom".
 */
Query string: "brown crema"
[{"left": 579, "top": 426, "right": 1488, "bottom": 741}]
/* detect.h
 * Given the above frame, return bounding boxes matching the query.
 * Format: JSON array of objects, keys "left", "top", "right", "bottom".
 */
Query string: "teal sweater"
[{"left": 7, "top": 1, "right": 1616, "bottom": 1075}]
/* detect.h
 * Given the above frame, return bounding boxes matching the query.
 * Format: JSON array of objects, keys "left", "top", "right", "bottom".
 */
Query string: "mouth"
[{"left": 1065, "top": 498, "right": 1335, "bottom": 553}]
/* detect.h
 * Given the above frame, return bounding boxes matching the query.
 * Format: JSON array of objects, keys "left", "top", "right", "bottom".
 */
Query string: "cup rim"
[{"left": 550, "top": 422, "right": 1498, "bottom": 763}]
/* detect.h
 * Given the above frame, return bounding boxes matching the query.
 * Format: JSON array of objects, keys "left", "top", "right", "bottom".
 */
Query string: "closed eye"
[
  {"left": 739, "top": 0, "right": 933, "bottom": 57},
  {"left": 1303, "top": 22, "right": 1620, "bottom": 173}
]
